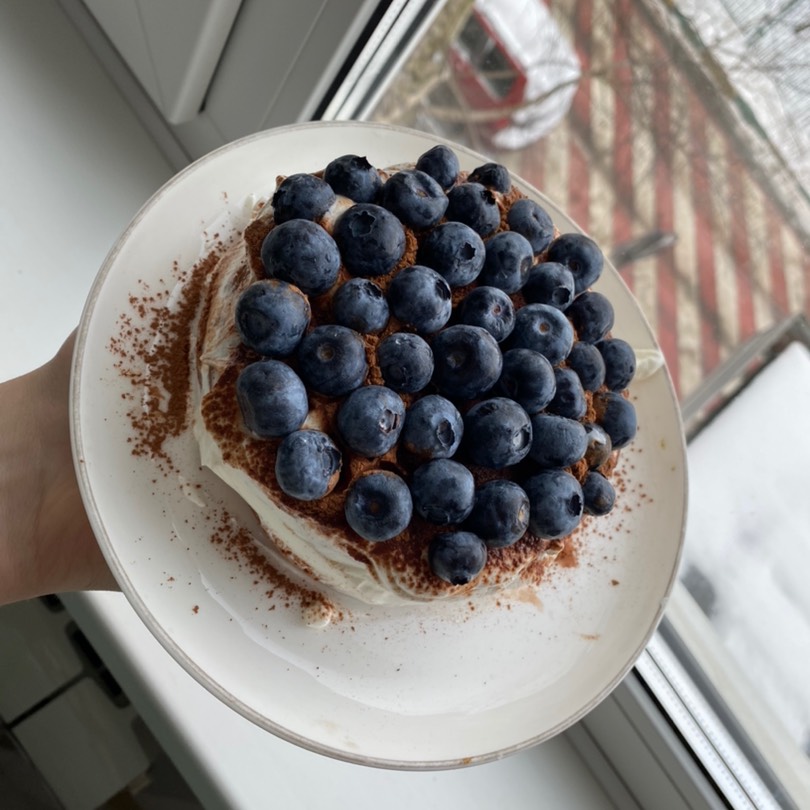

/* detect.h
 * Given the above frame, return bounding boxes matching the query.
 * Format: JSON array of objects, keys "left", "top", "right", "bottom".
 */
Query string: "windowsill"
[{"left": 62, "top": 589, "right": 619, "bottom": 809}]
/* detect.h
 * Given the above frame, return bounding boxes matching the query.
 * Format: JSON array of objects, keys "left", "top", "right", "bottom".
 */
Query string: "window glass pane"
[
  {"left": 683, "top": 345, "right": 810, "bottom": 748},
  {"left": 348, "top": 0, "right": 810, "bottom": 803},
  {"left": 457, "top": 13, "right": 491, "bottom": 61},
  {"left": 455, "top": 12, "right": 520, "bottom": 99}
]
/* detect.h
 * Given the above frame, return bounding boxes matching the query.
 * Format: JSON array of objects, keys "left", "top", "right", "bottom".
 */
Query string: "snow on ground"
[{"left": 682, "top": 340, "right": 810, "bottom": 751}]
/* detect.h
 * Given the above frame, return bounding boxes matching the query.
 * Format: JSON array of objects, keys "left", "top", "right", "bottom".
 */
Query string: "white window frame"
[{"left": 56, "top": 2, "right": 810, "bottom": 806}]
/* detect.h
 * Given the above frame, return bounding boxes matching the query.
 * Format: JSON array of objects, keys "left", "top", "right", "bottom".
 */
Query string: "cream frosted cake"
[{"left": 190, "top": 146, "right": 638, "bottom": 606}]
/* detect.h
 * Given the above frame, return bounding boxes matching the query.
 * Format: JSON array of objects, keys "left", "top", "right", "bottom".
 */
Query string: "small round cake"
[{"left": 192, "top": 146, "right": 637, "bottom": 606}]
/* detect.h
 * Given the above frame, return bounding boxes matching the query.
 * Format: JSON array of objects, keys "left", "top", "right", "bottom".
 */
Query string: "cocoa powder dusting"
[
  {"left": 199, "top": 176, "right": 638, "bottom": 601},
  {"left": 113, "top": 160, "right": 637, "bottom": 613},
  {"left": 210, "top": 513, "right": 335, "bottom": 617},
  {"left": 111, "top": 244, "right": 339, "bottom": 618},
  {"left": 111, "top": 256, "right": 215, "bottom": 470}
]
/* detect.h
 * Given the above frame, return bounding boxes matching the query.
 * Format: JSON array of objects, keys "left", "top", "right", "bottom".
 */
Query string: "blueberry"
[
  {"left": 334, "top": 203, "right": 406, "bottom": 277},
  {"left": 428, "top": 531, "right": 487, "bottom": 585},
  {"left": 497, "top": 348, "right": 556, "bottom": 414},
  {"left": 458, "top": 286, "right": 515, "bottom": 342},
  {"left": 387, "top": 265, "right": 452, "bottom": 334},
  {"left": 432, "top": 325, "right": 503, "bottom": 400},
  {"left": 380, "top": 169, "right": 448, "bottom": 230},
  {"left": 297, "top": 325, "right": 367, "bottom": 396},
  {"left": 546, "top": 367, "right": 587, "bottom": 420},
  {"left": 272, "top": 173, "right": 336, "bottom": 224},
  {"left": 236, "top": 360, "right": 308, "bottom": 438},
  {"left": 466, "top": 480, "right": 529, "bottom": 548},
  {"left": 567, "top": 291, "right": 615, "bottom": 344},
  {"left": 415, "top": 144, "right": 460, "bottom": 191},
  {"left": 479, "top": 231, "right": 533, "bottom": 293},
  {"left": 332, "top": 278, "right": 389, "bottom": 334},
  {"left": 463, "top": 398, "right": 532, "bottom": 469},
  {"left": 593, "top": 391, "right": 637, "bottom": 449},
  {"left": 417, "top": 222, "right": 486, "bottom": 287},
  {"left": 446, "top": 182, "right": 501, "bottom": 237},
  {"left": 583, "top": 422, "right": 613, "bottom": 468},
  {"left": 336, "top": 385, "right": 404, "bottom": 458},
  {"left": 401, "top": 395, "right": 463, "bottom": 460},
  {"left": 506, "top": 198, "right": 554, "bottom": 254},
  {"left": 344, "top": 471, "right": 413, "bottom": 541},
  {"left": 547, "top": 233, "right": 604, "bottom": 294},
  {"left": 582, "top": 471, "right": 616, "bottom": 516},
  {"left": 411, "top": 459, "right": 475, "bottom": 525},
  {"left": 524, "top": 470, "right": 584, "bottom": 539},
  {"left": 468, "top": 162, "right": 511, "bottom": 193},
  {"left": 522, "top": 262, "right": 575, "bottom": 310},
  {"left": 275, "top": 430, "right": 342, "bottom": 501},
  {"left": 323, "top": 155, "right": 382, "bottom": 203},
  {"left": 597, "top": 338, "right": 636, "bottom": 390},
  {"left": 511, "top": 304, "right": 574, "bottom": 366},
  {"left": 529, "top": 413, "right": 587, "bottom": 468},
  {"left": 567, "top": 341, "right": 606, "bottom": 391},
  {"left": 260, "top": 219, "right": 340, "bottom": 296},
  {"left": 235, "top": 280, "right": 310, "bottom": 357},
  {"left": 377, "top": 332, "right": 434, "bottom": 393}
]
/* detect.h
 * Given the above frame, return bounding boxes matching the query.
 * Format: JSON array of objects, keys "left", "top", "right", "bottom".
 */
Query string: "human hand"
[{"left": 0, "top": 332, "right": 118, "bottom": 605}]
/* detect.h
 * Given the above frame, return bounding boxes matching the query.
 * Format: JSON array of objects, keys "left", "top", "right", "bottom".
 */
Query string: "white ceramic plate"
[{"left": 72, "top": 122, "right": 686, "bottom": 769}]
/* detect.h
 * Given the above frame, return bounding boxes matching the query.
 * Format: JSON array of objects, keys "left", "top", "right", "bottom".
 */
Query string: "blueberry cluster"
[{"left": 232, "top": 145, "right": 637, "bottom": 589}]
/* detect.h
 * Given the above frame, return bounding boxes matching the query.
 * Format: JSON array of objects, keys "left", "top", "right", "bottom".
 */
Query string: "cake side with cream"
[{"left": 191, "top": 146, "right": 638, "bottom": 606}]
